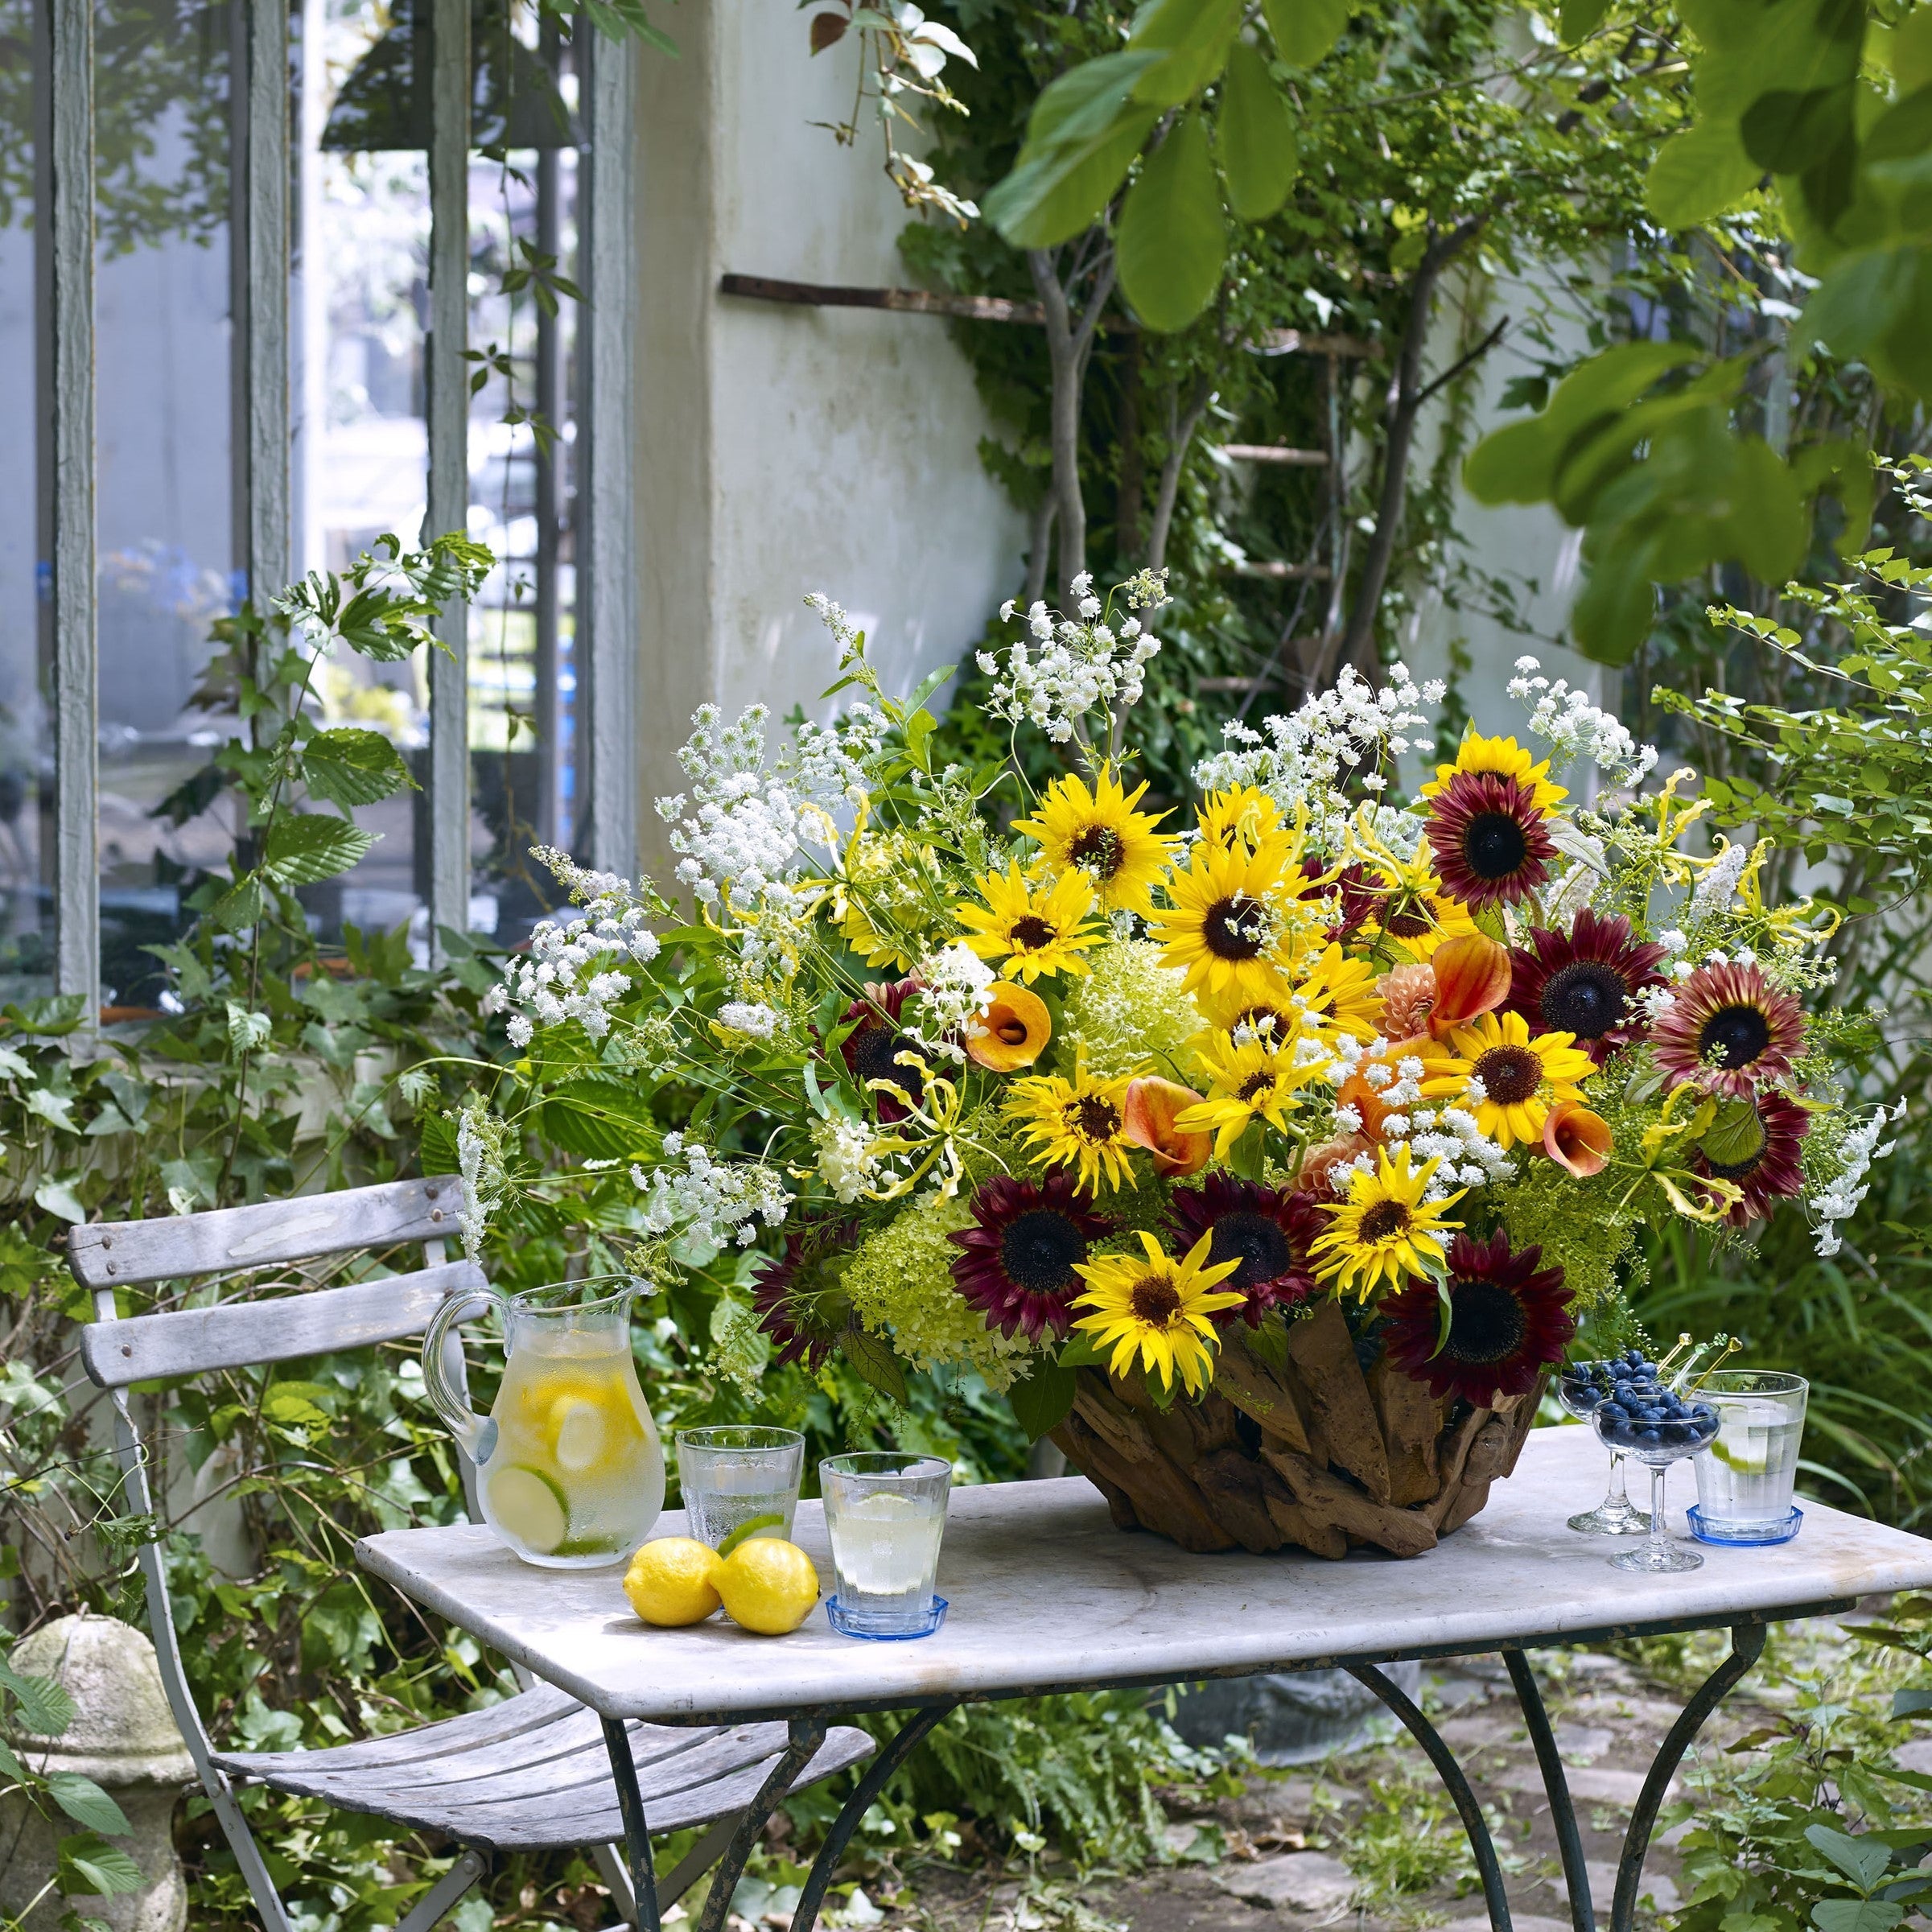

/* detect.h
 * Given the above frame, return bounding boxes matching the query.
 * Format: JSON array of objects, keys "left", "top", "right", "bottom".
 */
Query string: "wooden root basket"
[{"left": 1048, "top": 1300, "right": 1544, "bottom": 1558}]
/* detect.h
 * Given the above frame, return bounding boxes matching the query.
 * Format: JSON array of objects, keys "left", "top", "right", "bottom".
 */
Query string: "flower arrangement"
[{"left": 463, "top": 579, "right": 1899, "bottom": 1555}]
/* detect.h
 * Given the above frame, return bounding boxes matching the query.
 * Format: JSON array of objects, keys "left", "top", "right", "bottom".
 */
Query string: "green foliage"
[{"left": 1117, "top": 113, "right": 1226, "bottom": 329}]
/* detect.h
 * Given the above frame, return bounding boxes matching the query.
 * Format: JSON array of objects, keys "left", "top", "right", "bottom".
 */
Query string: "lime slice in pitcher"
[{"left": 488, "top": 1464, "right": 570, "bottom": 1555}]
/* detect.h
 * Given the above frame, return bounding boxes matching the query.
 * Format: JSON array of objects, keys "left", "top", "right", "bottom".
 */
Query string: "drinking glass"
[
  {"left": 820, "top": 1452, "right": 951, "bottom": 1639},
  {"left": 1558, "top": 1366, "right": 1649, "bottom": 1535},
  {"left": 1592, "top": 1403, "right": 1719, "bottom": 1574},
  {"left": 676, "top": 1426, "right": 805, "bottom": 1555},
  {"left": 1689, "top": 1370, "right": 1807, "bottom": 1545}
]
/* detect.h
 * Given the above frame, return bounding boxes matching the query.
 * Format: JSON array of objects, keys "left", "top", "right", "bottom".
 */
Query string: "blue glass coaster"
[
  {"left": 1688, "top": 1504, "right": 1802, "bottom": 1547},
  {"left": 825, "top": 1595, "right": 948, "bottom": 1641}
]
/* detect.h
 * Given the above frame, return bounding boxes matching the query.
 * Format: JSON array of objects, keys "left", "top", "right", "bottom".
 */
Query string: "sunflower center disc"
[
  {"left": 1358, "top": 1200, "right": 1411, "bottom": 1244},
  {"left": 1210, "top": 1211, "right": 1293, "bottom": 1289},
  {"left": 1073, "top": 1094, "right": 1122, "bottom": 1142},
  {"left": 1473, "top": 1043, "right": 1542, "bottom": 1105},
  {"left": 1069, "top": 825, "right": 1126, "bottom": 879},
  {"left": 1129, "top": 1274, "right": 1182, "bottom": 1324},
  {"left": 1699, "top": 1002, "right": 1773, "bottom": 1068},
  {"left": 1443, "top": 1278, "right": 1529, "bottom": 1364},
  {"left": 1204, "top": 894, "right": 1268, "bottom": 960},
  {"left": 1237, "top": 1070, "right": 1275, "bottom": 1102},
  {"left": 1463, "top": 811, "right": 1530, "bottom": 880},
  {"left": 1382, "top": 900, "right": 1433, "bottom": 939},
  {"left": 999, "top": 1209, "right": 1088, "bottom": 1294},
  {"left": 1539, "top": 960, "right": 1626, "bottom": 1037},
  {"left": 1009, "top": 914, "right": 1057, "bottom": 951},
  {"left": 849, "top": 1025, "right": 923, "bottom": 1102}
]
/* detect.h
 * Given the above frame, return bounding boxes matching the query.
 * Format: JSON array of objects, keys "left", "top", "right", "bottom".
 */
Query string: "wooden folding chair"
[{"left": 72, "top": 1178, "right": 873, "bottom": 1931}]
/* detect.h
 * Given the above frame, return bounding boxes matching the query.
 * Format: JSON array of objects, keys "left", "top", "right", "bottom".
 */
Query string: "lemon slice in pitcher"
[
  {"left": 488, "top": 1464, "right": 570, "bottom": 1555},
  {"left": 551, "top": 1396, "right": 609, "bottom": 1473}
]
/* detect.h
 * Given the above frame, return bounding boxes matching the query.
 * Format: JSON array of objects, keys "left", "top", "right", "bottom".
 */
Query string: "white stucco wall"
[{"left": 631, "top": 2, "right": 1026, "bottom": 870}]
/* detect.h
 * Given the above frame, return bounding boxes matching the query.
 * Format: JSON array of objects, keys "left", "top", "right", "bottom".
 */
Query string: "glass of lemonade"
[
  {"left": 1691, "top": 1370, "right": 1808, "bottom": 1544},
  {"left": 676, "top": 1426, "right": 805, "bottom": 1554},
  {"left": 821, "top": 1452, "right": 952, "bottom": 1640},
  {"left": 422, "top": 1279, "right": 665, "bottom": 1567}
]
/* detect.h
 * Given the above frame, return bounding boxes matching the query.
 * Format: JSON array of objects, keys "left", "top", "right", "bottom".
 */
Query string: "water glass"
[
  {"left": 820, "top": 1452, "right": 951, "bottom": 1639},
  {"left": 1690, "top": 1370, "right": 1807, "bottom": 1545},
  {"left": 675, "top": 1426, "right": 805, "bottom": 1555}
]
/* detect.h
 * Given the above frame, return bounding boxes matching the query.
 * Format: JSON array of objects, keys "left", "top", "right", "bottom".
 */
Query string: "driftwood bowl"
[{"left": 1048, "top": 1300, "right": 1544, "bottom": 1558}]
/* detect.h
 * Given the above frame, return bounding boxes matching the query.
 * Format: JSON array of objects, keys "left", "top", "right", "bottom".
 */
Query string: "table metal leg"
[
  {"left": 791, "top": 1703, "right": 961, "bottom": 1932},
  {"left": 1505, "top": 1650, "right": 1594, "bottom": 1932},
  {"left": 1347, "top": 1662, "right": 1514, "bottom": 1932},
  {"left": 602, "top": 1717, "right": 661, "bottom": 1932},
  {"left": 1611, "top": 1622, "right": 1765, "bottom": 1932},
  {"left": 692, "top": 1716, "right": 827, "bottom": 1932}
]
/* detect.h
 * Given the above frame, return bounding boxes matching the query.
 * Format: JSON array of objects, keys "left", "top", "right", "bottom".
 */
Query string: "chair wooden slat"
[
  {"left": 79, "top": 1260, "right": 488, "bottom": 1389},
  {"left": 68, "top": 1176, "right": 463, "bottom": 1288}
]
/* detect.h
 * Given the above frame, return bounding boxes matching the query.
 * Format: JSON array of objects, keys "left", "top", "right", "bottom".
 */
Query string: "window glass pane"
[
  {"left": 0, "top": 0, "right": 45, "bottom": 996},
  {"left": 93, "top": 0, "right": 233, "bottom": 1011}
]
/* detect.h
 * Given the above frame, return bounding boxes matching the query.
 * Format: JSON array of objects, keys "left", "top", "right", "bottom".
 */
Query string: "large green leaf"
[
  {"left": 1117, "top": 113, "right": 1226, "bottom": 332},
  {"left": 1217, "top": 42, "right": 1298, "bottom": 220},
  {"left": 1009, "top": 1357, "right": 1077, "bottom": 1441},
  {"left": 540, "top": 1078, "right": 656, "bottom": 1160},
  {"left": 842, "top": 1325, "right": 909, "bottom": 1407},
  {"left": 0, "top": 1658, "right": 76, "bottom": 1735},
  {"left": 46, "top": 1773, "right": 130, "bottom": 1838},
  {"left": 1646, "top": 120, "right": 1763, "bottom": 225},
  {"left": 1808, "top": 1825, "right": 1898, "bottom": 1893},
  {"left": 57, "top": 1832, "right": 145, "bottom": 1897},
  {"left": 261, "top": 813, "right": 377, "bottom": 887},
  {"left": 1813, "top": 1904, "right": 1905, "bottom": 1932},
  {"left": 302, "top": 728, "right": 414, "bottom": 809},
  {"left": 1260, "top": 0, "right": 1352, "bottom": 69},
  {"left": 1126, "top": 0, "right": 1244, "bottom": 106}
]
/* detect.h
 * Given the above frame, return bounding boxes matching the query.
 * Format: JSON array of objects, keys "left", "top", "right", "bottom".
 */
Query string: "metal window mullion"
[
  {"left": 578, "top": 17, "right": 636, "bottom": 882},
  {"left": 47, "top": 0, "right": 97, "bottom": 1007},
  {"left": 533, "top": 15, "right": 562, "bottom": 851},
  {"left": 425, "top": 0, "right": 471, "bottom": 951},
  {"left": 231, "top": 0, "right": 291, "bottom": 603}
]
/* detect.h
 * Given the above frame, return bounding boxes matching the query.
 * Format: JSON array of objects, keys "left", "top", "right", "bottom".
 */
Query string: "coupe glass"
[
  {"left": 1558, "top": 1367, "right": 1649, "bottom": 1535},
  {"left": 1592, "top": 1404, "right": 1717, "bottom": 1574}
]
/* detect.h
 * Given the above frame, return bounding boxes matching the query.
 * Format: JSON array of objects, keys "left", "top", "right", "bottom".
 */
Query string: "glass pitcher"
[{"left": 423, "top": 1278, "right": 665, "bottom": 1568}]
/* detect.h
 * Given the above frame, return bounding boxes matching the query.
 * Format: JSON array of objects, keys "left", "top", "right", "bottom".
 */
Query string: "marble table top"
[{"left": 356, "top": 1424, "right": 1932, "bottom": 1723}]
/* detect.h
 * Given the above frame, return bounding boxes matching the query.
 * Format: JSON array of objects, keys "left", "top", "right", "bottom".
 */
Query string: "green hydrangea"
[
  {"left": 1059, "top": 939, "right": 1204, "bottom": 1081},
  {"left": 843, "top": 1187, "right": 1032, "bottom": 1390}
]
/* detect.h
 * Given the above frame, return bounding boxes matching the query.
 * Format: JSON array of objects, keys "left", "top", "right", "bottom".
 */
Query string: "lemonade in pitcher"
[{"left": 424, "top": 1279, "right": 665, "bottom": 1567}]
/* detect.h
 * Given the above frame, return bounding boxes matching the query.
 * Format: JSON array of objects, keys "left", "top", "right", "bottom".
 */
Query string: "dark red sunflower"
[
  {"left": 1693, "top": 1094, "right": 1810, "bottom": 1226},
  {"left": 1379, "top": 1230, "right": 1574, "bottom": 1407},
  {"left": 1424, "top": 772, "right": 1555, "bottom": 912},
  {"left": 1506, "top": 908, "right": 1669, "bottom": 1065},
  {"left": 948, "top": 1173, "right": 1112, "bottom": 1341},
  {"left": 1651, "top": 962, "right": 1805, "bottom": 1100},
  {"left": 838, "top": 978, "right": 925, "bottom": 1123},
  {"left": 1168, "top": 1176, "right": 1323, "bottom": 1328},
  {"left": 750, "top": 1221, "right": 856, "bottom": 1370}
]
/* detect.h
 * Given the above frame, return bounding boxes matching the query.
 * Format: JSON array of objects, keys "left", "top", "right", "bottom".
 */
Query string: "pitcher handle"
[{"left": 422, "top": 1283, "right": 509, "bottom": 1464}]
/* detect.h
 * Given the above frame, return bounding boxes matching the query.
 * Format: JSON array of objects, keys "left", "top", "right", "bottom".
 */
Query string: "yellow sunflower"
[
  {"left": 1419, "top": 1008, "right": 1596, "bottom": 1150},
  {"left": 1296, "top": 943, "right": 1382, "bottom": 1043},
  {"left": 954, "top": 863, "right": 1103, "bottom": 983},
  {"left": 1176, "top": 1029, "right": 1323, "bottom": 1156},
  {"left": 1006, "top": 1050, "right": 1138, "bottom": 1193},
  {"left": 1339, "top": 844, "right": 1481, "bottom": 963},
  {"left": 1195, "top": 785, "right": 1287, "bottom": 855},
  {"left": 1148, "top": 838, "right": 1320, "bottom": 1005},
  {"left": 1012, "top": 766, "right": 1176, "bottom": 915},
  {"left": 1311, "top": 1145, "right": 1465, "bottom": 1299},
  {"left": 1419, "top": 730, "right": 1567, "bottom": 814},
  {"left": 1071, "top": 1230, "right": 1245, "bottom": 1396}
]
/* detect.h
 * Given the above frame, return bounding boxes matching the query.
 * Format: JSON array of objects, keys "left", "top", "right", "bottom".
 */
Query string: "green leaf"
[
  {"left": 1893, "top": 1687, "right": 1932, "bottom": 1718},
  {"left": 1559, "top": 0, "right": 1610, "bottom": 41},
  {"left": 1009, "top": 1357, "right": 1077, "bottom": 1442},
  {"left": 261, "top": 813, "right": 377, "bottom": 888},
  {"left": 842, "top": 1326, "right": 909, "bottom": 1407},
  {"left": 1812, "top": 1902, "right": 1904, "bottom": 1932},
  {"left": 1646, "top": 120, "right": 1762, "bottom": 226},
  {"left": 1806, "top": 1825, "right": 1897, "bottom": 1893},
  {"left": 540, "top": 1078, "right": 655, "bottom": 1160},
  {"left": 1217, "top": 42, "right": 1298, "bottom": 220},
  {"left": 1118, "top": 113, "right": 1226, "bottom": 332},
  {"left": 56, "top": 1834, "right": 144, "bottom": 1898},
  {"left": 1058, "top": 1331, "right": 1107, "bottom": 1370},
  {"left": 302, "top": 728, "right": 414, "bottom": 809},
  {"left": 46, "top": 1773, "right": 130, "bottom": 1838},
  {"left": 0, "top": 1659, "right": 76, "bottom": 1736},
  {"left": 1260, "top": 0, "right": 1351, "bottom": 68},
  {"left": 1125, "top": 0, "right": 1244, "bottom": 106}
]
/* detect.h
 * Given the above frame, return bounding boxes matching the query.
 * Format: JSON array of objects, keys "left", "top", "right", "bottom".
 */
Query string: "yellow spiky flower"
[
  {"left": 1012, "top": 766, "right": 1176, "bottom": 915},
  {"left": 1176, "top": 1028, "right": 1323, "bottom": 1157},
  {"left": 1006, "top": 1050, "right": 1138, "bottom": 1194},
  {"left": 1419, "top": 1008, "right": 1596, "bottom": 1150},
  {"left": 1194, "top": 785, "right": 1287, "bottom": 856},
  {"left": 1311, "top": 1145, "right": 1465, "bottom": 1299},
  {"left": 1419, "top": 729, "right": 1567, "bottom": 814},
  {"left": 954, "top": 863, "right": 1103, "bottom": 983},
  {"left": 1147, "top": 837, "right": 1320, "bottom": 1005},
  {"left": 1070, "top": 1231, "right": 1245, "bottom": 1396}
]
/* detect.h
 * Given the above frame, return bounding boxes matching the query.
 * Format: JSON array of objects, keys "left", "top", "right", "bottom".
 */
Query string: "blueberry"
[
  {"left": 1639, "top": 1427, "right": 1662, "bottom": 1444},
  {"left": 1599, "top": 1403, "right": 1629, "bottom": 1423}
]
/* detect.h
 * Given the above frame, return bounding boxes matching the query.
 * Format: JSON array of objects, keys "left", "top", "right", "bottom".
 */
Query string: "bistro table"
[{"left": 357, "top": 1425, "right": 1932, "bottom": 1932}]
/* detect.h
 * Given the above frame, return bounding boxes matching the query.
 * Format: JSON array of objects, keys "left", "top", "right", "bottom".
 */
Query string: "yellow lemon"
[
  {"left": 716, "top": 1538, "right": 820, "bottom": 1636},
  {"left": 623, "top": 1538, "right": 723, "bottom": 1627}
]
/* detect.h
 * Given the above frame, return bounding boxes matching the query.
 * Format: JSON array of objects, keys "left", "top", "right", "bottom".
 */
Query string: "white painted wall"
[{"left": 629, "top": 0, "right": 1026, "bottom": 871}]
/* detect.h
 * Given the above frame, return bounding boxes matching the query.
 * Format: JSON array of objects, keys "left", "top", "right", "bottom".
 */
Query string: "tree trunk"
[
  {"left": 1117, "top": 332, "right": 1144, "bottom": 564},
  {"left": 1028, "top": 245, "right": 1117, "bottom": 606},
  {"left": 1146, "top": 373, "right": 1215, "bottom": 577},
  {"left": 1332, "top": 217, "right": 1487, "bottom": 679}
]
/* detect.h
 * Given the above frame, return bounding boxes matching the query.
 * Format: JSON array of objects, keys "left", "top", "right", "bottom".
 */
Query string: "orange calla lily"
[
  {"left": 964, "top": 982, "right": 1052, "bottom": 1072},
  {"left": 1122, "top": 1076, "right": 1213, "bottom": 1176},
  {"left": 1543, "top": 1100, "right": 1613, "bottom": 1177},
  {"left": 1429, "top": 932, "right": 1513, "bottom": 1032}
]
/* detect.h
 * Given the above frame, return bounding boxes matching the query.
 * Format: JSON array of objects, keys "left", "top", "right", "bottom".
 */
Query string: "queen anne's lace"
[
  {"left": 1812, "top": 1101, "right": 1905, "bottom": 1257},
  {"left": 481, "top": 867, "right": 661, "bottom": 1047},
  {"left": 1507, "top": 657, "right": 1658, "bottom": 786},
  {"left": 976, "top": 571, "right": 1166, "bottom": 743},
  {"left": 631, "top": 1138, "right": 793, "bottom": 1250}
]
